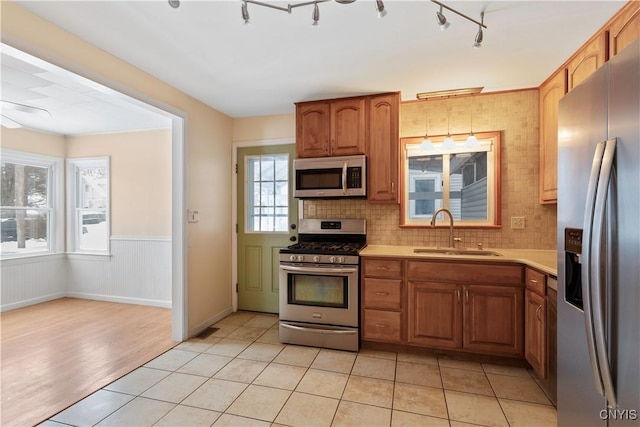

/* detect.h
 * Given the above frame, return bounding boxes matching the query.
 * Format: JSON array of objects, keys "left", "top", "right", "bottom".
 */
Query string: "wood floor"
[{"left": 0, "top": 298, "right": 176, "bottom": 427}]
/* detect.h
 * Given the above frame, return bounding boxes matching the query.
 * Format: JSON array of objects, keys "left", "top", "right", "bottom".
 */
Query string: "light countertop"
[{"left": 360, "top": 245, "right": 558, "bottom": 290}]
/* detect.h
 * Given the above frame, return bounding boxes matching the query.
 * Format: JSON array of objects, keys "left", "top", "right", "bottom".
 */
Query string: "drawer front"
[
  {"left": 362, "top": 258, "right": 403, "bottom": 279},
  {"left": 363, "top": 278, "right": 402, "bottom": 309},
  {"left": 407, "top": 261, "right": 523, "bottom": 285},
  {"left": 362, "top": 309, "right": 402, "bottom": 343},
  {"left": 525, "top": 268, "right": 547, "bottom": 296}
]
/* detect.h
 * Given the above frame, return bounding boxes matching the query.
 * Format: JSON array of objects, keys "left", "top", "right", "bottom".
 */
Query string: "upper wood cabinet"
[
  {"left": 296, "top": 101, "right": 331, "bottom": 158},
  {"left": 608, "top": 1, "right": 640, "bottom": 58},
  {"left": 296, "top": 97, "right": 365, "bottom": 158},
  {"left": 539, "top": 69, "right": 567, "bottom": 204},
  {"left": 331, "top": 98, "right": 366, "bottom": 157},
  {"left": 567, "top": 34, "right": 607, "bottom": 90},
  {"left": 367, "top": 93, "right": 400, "bottom": 203}
]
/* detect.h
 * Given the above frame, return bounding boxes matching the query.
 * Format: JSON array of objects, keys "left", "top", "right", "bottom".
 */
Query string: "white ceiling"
[{"left": 2, "top": 0, "right": 626, "bottom": 134}]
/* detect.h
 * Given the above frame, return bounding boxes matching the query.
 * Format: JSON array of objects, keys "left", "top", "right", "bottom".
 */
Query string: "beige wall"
[
  {"left": 66, "top": 130, "right": 172, "bottom": 237},
  {"left": 232, "top": 114, "right": 295, "bottom": 142},
  {"left": 2, "top": 2, "right": 234, "bottom": 333},
  {"left": 1, "top": 127, "right": 66, "bottom": 157}
]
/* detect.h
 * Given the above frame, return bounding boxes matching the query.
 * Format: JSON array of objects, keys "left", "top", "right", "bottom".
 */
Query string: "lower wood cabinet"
[
  {"left": 464, "top": 285, "right": 524, "bottom": 357},
  {"left": 362, "top": 309, "right": 402, "bottom": 342},
  {"left": 525, "top": 289, "right": 547, "bottom": 378},
  {"left": 408, "top": 281, "right": 462, "bottom": 349},
  {"left": 408, "top": 281, "right": 523, "bottom": 356}
]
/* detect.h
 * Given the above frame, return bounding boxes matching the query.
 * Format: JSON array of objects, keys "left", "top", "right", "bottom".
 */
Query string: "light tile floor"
[{"left": 42, "top": 311, "right": 557, "bottom": 427}]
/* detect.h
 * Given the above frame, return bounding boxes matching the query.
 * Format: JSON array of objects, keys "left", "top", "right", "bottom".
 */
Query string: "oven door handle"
[
  {"left": 280, "top": 323, "right": 358, "bottom": 335},
  {"left": 280, "top": 265, "right": 358, "bottom": 274}
]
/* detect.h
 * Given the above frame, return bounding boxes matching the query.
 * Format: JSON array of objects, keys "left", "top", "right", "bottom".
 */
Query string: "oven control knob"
[
  {"left": 338, "top": 256, "right": 345, "bottom": 264},
  {"left": 289, "top": 255, "right": 296, "bottom": 262},
  {"left": 329, "top": 256, "right": 336, "bottom": 263},
  {"left": 313, "top": 256, "right": 320, "bottom": 263},
  {"left": 297, "top": 255, "right": 304, "bottom": 262}
]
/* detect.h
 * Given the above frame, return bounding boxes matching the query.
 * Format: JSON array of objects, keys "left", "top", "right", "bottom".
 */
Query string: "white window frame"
[
  {"left": 0, "top": 149, "right": 64, "bottom": 258},
  {"left": 244, "top": 153, "right": 290, "bottom": 234},
  {"left": 402, "top": 132, "right": 500, "bottom": 228},
  {"left": 66, "top": 157, "right": 111, "bottom": 254}
]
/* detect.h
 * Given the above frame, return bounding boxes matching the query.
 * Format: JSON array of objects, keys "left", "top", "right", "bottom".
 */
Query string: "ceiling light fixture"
[
  {"left": 436, "top": 5, "right": 449, "bottom": 31},
  {"left": 416, "top": 87, "right": 484, "bottom": 100},
  {"left": 473, "top": 12, "right": 485, "bottom": 48},
  {"left": 169, "top": 0, "right": 484, "bottom": 46},
  {"left": 442, "top": 107, "right": 455, "bottom": 149},
  {"left": 376, "top": 0, "right": 387, "bottom": 19},
  {"left": 312, "top": 2, "right": 320, "bottom": 26},
  {"left": 466, "top": 96, "right": 479, "bottom": 147},
  {"left": 241, "top": 1, "right": 250, "bottom": 25},
  {"left": 420, "top": 114, "right": 436, "bottom": 151}
]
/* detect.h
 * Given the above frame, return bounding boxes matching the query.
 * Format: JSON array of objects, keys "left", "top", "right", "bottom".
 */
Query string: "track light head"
[
  {"left": 473, "top": 28, "right": 483, "bottom": 48},
  {"left": 241, "top": 1, "right": 250, "bottom": 24},
  {"left": 312, "top": 2, "right": 320, "bottom": 26},
  {"left": 168, "top": 0, "right": 180, "bottom": 9},
  {"left": 436, "top": 6, "right": 449, "bottom": 31},
  {"left": 376, "top": 0, "right": 387, "bottom": 18},
  {"left": 473, "top": 12, "right": 484, "bottom": 48}
]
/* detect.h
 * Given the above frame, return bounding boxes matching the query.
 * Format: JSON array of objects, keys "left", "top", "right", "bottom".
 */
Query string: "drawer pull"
[
  {"left": 374, "top": 323, "right": 388, "bottom": 328},
  {"left": 376, "top": 266, "right": 389, "bottom": 270},
  {"left": 530, "top": 279, "right": 538, "bottom": 284},
  {"left": 374, "top": 291, "right": 389, "bottom": 296}
]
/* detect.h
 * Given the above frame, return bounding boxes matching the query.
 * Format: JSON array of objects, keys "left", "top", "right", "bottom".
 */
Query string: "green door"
[{"left": 237, "top": 144, "right": 298, "bottom": 313}]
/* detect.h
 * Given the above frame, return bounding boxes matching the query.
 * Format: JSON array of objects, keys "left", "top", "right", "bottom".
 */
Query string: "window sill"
[
  {"left": 66, "top": 252, "right": 112, "bottom": 261},
  {"left": 1, "top": 252, "right": 66, "bottom": 265}
]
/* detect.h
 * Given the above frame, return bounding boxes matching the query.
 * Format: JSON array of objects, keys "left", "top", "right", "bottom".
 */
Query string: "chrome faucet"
[{"left": 430, "top": 208, "right": 456, "bottom": 248}]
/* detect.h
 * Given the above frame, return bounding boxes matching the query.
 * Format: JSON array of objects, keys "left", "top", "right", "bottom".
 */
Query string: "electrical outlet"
[
  {"left": 308, "top": 203, "right": 316, "bottom": 216},
  {"left": 511, "top": 216, "right": 525, "bottom": 229}
]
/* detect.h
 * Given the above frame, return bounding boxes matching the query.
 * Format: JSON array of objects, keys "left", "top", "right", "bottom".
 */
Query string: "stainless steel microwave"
[{"left": 294, "top": 155, "right": 366, "bottom": 198}]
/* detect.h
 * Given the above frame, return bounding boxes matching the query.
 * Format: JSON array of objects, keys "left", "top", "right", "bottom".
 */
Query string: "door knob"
[
  {"left": 290, "top": 224, "right": 297, "bottom": 230},
  {"left": 289, "top": 236, "right": 297, "bottom": 242}
]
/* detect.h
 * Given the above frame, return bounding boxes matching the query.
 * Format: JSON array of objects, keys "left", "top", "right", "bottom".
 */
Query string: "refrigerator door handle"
[
  {"left": 581, "top": 140, "right": 606, "bottom": 397},
  {"left": 591, "top": 137, "right": 617, "bottom": 408}
]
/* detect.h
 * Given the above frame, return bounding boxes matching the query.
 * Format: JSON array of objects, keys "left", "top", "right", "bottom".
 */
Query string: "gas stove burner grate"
[{"left": 283, "top": 241, "right": 366, "bottom": 255}]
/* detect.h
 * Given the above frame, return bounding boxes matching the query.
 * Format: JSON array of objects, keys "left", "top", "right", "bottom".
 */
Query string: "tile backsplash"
[{"left": 302, "top": 90, "right": 557, "bottom": 250}]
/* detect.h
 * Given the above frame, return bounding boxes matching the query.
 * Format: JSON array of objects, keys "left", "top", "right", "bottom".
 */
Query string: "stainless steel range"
[{"left": 279, "top": 219, "right": 366, "bottom": 351}]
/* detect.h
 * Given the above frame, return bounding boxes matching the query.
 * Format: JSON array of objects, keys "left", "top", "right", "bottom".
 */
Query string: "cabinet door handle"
[
  {"left": 374, "top": 291, "right": 389, "bottom": 296},
  {"left": 536, "top": 305, "right": 543, "bottom": 321},
  {"left": 465, "top": 289, "right": 469, "bottom": 302},
  {"left": 374, "top": 323, "right": 388, "bottom": 328},
  {"left": 391, "top": 182, "right": 395, "bottom": 193},
  {"left": 457, "top": 289, "right": 461, "bottom": 302}
]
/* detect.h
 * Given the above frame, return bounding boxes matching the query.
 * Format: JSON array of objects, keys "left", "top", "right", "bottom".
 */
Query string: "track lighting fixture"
[
  {"left": 170, "top": 0, "right": 486, "bottom": 47},
  {"left": 436, "top": 6, "right": 449, "bottom": 31},
  {"left": 312, "top": 2, "right": 320, "bottom": 26},
  {"left": 473, "top": 12, "right": 485, "bottom": 48},
  {"left": 376, "top": 0, "right": 387, "bottom": 19},
  {"left": 241, "top": 1, "right": 250, "bottom": 25}
]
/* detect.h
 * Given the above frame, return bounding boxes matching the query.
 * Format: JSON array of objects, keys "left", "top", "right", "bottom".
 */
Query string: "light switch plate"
[
  {"left": 511, "top": 216, "right": 525, "bottom": 229},
  {"left": 188, "top": 209, "right": 199, "bottom": 223}
]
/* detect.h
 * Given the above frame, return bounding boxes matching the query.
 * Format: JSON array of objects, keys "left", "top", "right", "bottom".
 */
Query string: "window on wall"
[
  {"left": 401, "top": 132, "right": 501, "bottom": 227},
  {"left": 67, "top": 157, "right": 110, "bottom": 253},
  {"left": 1, "top": 150, "right": 63, "bottom": 257},
  {"left": 245, "top": 154, "right": 289, "bottom": 232}
]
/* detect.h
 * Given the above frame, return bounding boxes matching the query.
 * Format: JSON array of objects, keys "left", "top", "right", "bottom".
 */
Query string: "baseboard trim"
[
  {"left": 65, "top": 292, "right": 171, "bottom": 309},
  {"left": 0, "top": 292, "right": 66, "bottom": 312}
]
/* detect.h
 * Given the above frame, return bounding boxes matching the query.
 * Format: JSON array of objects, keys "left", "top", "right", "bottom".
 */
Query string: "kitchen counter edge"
[{"left": 360, "top": 245, "right": 558, "bottom": 290}]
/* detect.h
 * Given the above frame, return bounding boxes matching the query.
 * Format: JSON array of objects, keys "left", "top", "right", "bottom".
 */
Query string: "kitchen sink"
[{"left": 413, "top": 248, "right": 503, "bottom": 257}]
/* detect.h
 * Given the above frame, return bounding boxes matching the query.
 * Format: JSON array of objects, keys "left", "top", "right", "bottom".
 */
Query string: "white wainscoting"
[
  {"left": 1, "top": 254, "right": 67, "bottom": 311},
  {"left": 67, "top": 237, "right": 172, "bottom": 308},
  {"left": 1, "top": 237, "right": 171, "bottom": 311}
]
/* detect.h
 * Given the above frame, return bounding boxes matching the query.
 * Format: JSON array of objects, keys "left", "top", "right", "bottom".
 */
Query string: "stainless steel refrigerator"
[{"left": 557, "top": 39, "right": 639, "bottom": 426}]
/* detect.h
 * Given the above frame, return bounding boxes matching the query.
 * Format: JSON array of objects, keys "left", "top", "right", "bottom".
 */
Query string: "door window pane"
[{"left": 246, "top": 154, "right": 289, "bottom": 232}]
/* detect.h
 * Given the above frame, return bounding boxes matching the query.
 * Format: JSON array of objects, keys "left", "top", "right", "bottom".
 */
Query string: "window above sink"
[{"left": 400, "top": 131, "right": 501, "bottom": 229}]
